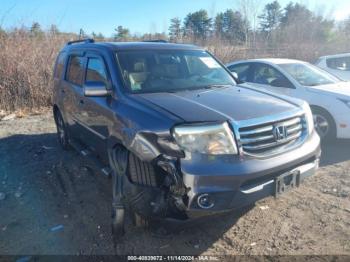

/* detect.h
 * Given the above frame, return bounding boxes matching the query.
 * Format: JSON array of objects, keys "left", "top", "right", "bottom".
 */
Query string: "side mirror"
[
  {"left": 231, "top": 71, "right": 239, "bottom": 79},
  {"left": 84, "top": 81, "right": 110, "bottom": 97}
]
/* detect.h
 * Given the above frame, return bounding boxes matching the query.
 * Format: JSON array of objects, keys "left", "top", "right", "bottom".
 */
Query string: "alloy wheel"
[{"left": 313, "top": 114, "right": 329, "bottom": 139}]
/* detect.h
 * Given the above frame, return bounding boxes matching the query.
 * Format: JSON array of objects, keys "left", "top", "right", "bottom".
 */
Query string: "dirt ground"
[{"left": 0, "top": 111, "right": 349, "bottom": 256}]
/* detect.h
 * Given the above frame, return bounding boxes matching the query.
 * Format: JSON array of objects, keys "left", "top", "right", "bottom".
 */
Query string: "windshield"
[
  {"left": 116, "top": 49, "right": 236, "bottom": 93},
  {"left": 279, "top": 63, "right": 340, "bottom": 86}
]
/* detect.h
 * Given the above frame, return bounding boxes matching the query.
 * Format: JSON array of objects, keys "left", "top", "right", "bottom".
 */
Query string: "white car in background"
[
  {"left": 227, "top": 58, "right": 350, "bottom": 140},
  {"left": 315, "top": 53, "right": 350, "bottom": 81}
]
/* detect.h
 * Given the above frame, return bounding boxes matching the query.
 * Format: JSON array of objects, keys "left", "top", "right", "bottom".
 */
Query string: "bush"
[{"left": 0, "top": 30, "right": 69, "bottom": 111}]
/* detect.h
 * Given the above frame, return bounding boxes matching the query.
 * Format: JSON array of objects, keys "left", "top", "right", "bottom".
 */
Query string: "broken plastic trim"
[
  {"left": 157, "top": 155, "right": 188, "bottom": 211},
  {"left": 126, "top": 131, "right": 184, "bottom": 162}
]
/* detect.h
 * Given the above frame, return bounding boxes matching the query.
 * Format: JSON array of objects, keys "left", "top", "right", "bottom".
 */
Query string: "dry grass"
[
  {"left": 0, "top": 31, "right": 348, "bottom": 113},
  {"left": 0, "top": 30, "right": 69, "bottom": 112}
]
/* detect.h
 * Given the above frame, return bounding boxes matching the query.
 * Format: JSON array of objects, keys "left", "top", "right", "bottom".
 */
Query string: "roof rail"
[
  {"left": 142, "top": 40, "right": 168, "bottom": 43},
  {"left": 66, "top": 38, "right": 95, "bottom": 45}
]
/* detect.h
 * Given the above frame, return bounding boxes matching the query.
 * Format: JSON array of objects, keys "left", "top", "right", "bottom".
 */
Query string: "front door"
[{"left": 78, "top": 53, "right": 113, "bottom": 161}]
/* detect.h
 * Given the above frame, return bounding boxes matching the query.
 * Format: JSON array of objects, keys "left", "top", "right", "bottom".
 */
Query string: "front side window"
[
  {"left": 116, "top": 50, "right": 236, "bottom": 93},
  {"left": 279, "top": 63, "right": 340, "bottom": 86},
  {"left": 228, "top": 64, "right": 251, "bottom": 82},
  {"left": 326, "top": 56, "right": 350, "bottom": 71},
  {"left": 66, "top": 55, "right": 84, "bottom": 86},
  {"left": 86, "top": 57, "right": 108, "bottom": 84},
  {"left": 252, "top": 63, "right": 292, "bottom": 88}
]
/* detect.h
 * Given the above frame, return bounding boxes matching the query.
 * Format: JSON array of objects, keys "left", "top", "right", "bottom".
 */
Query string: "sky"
[{"left": 1, "top": 0, "right": 350, "bottom": 37}]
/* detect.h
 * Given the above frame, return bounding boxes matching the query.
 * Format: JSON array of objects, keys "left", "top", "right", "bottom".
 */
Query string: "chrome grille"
[{"left": 238, "top": 115, "right": 306, "bottom": 156}]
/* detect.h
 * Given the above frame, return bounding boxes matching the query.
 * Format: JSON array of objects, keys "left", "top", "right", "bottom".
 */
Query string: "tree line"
[{"left": 1, "top": 0, "right": 349, "bottom": 47}]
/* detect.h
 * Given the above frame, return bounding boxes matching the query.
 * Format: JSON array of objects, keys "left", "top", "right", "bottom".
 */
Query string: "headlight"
[
  {"left": 302, "top": 102, "right": 314, "bottom": 135},
  {"left": 172, "top": 122, "right": 238, "bottom": 155}
]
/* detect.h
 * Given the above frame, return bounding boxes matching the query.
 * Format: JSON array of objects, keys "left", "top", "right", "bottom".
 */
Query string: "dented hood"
[{"left": 134, "top": 85, "right": 299, "bottom": 122}]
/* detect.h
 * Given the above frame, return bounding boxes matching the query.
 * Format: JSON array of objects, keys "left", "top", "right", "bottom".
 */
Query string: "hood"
[
  {"left": 133, "top": 85, "right": 299, "bottom": 122},
  {"left": 307, "top": 81, "right": 350, "bottom": 98}
]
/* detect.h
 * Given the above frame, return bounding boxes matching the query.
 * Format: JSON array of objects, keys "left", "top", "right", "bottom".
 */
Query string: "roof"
[
  {"left": 227, "top": 58, "right": 307, "bottom": 66},
  {"left": 63, "top": 41, "right": 201, "bottom": 51},
  {"left": 318, "top": 53, "right": 350, "bottom": 60}
]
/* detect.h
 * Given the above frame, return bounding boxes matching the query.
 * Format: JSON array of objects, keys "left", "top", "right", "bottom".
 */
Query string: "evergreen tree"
[
  {"left": 168, "top": 17, "right": 182, "bottom": 41},
  {"left": 215, "top": 9, "right": 248, "bottom": 42},
  {"left": 258, "top": 1, "right": 282, "bottom": 32},
  {"left": 214, "top": 13, "right": 225, "bottom": 37},
  {"left": 183, "top": 9, "right": 212, "bottom": 39},
  {"left": 30, "top": 22, "right": 43, "bottom": 37},
  {"left": 114, "top": 26, "right": 130, "bottom": 41}
]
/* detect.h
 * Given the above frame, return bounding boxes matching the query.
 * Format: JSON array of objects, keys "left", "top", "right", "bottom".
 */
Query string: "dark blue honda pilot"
[{"left": 52, "top": 39, "right": 321, "bottom": 235}]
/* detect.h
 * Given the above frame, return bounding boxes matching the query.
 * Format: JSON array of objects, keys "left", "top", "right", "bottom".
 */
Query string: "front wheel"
[{"left": 311, "top": 108, "right": 336, "bottom": 142}]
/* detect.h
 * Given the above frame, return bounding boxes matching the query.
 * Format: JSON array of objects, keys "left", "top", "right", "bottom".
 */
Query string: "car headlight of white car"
[
  {"left": 173, "top": 122, "right": 238, "bottom": 155},
  {"left": 302, "top": 102, "right": 314, "bottom": 135}
]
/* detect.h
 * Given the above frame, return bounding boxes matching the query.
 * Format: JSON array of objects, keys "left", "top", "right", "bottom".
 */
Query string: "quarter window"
[
  {"left": 54, "top": 52, "right": 66, "bottom": 79},
  {"left": 66, "top": 55, "right": 84, "bottom": 86},
  {"left": 86, "top": 58, "right": 108, "bottom": 84}
]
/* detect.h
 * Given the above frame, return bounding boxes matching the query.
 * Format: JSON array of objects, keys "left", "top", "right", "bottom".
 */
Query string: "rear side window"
[
  {"left": 326, "top": 56, "right": 350, "bottom": 71},
  {"left": 54, "top": 52, "right": 66, "bottom": 79},
  {"left": 66, "top": 55, "right": 85, "bottom": 86},
  {"left": 86, "top": 58, "right": 108, "bottom": 84}
]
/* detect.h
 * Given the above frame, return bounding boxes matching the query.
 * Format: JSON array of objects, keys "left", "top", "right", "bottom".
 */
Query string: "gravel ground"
[{"left": 0, "top": 112, "right": 349, "bottom": 256}]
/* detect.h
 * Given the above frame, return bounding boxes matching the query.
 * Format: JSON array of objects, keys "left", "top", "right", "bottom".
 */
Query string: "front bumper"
[
  {"left": 336, "top": 113, "right": 350, "bottom": 139},
  {"left": 180, "top": 131, "right": 321, "bottom": 217}
]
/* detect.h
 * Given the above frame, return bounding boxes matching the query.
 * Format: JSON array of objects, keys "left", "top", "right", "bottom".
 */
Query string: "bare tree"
[{"left": 239, "top": 0, "right": 262, "bottom": 48}]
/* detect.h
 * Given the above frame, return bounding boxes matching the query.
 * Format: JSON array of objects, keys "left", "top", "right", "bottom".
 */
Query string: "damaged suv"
[{"left": 53, "top": 39, "right": 321, "bottom": 235}]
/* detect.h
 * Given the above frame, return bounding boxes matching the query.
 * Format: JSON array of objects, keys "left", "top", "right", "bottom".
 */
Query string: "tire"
[
  {"left": 311, "top": 107, "right": 336, "bottom": 142},
  {"left": 54, "top": 109, "right": 70, "bottom": 150}
]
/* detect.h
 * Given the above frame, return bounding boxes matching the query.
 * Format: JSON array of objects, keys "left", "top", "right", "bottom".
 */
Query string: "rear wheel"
[
  {"left": 54, "top": 109, "right": 70, "bottom": 150},
  {"left": 311, "top": 107, "right": 336, "bottom": 142}
]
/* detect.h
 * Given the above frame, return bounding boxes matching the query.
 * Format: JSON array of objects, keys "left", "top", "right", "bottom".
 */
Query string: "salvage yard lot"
[{"left": 0, "top": 112, "right": 349, "bottom": 255}]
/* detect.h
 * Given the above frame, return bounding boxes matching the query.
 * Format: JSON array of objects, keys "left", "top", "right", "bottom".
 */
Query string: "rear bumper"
[{"left": 180, "top": 131, "right": 321, "bottom": 217}]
